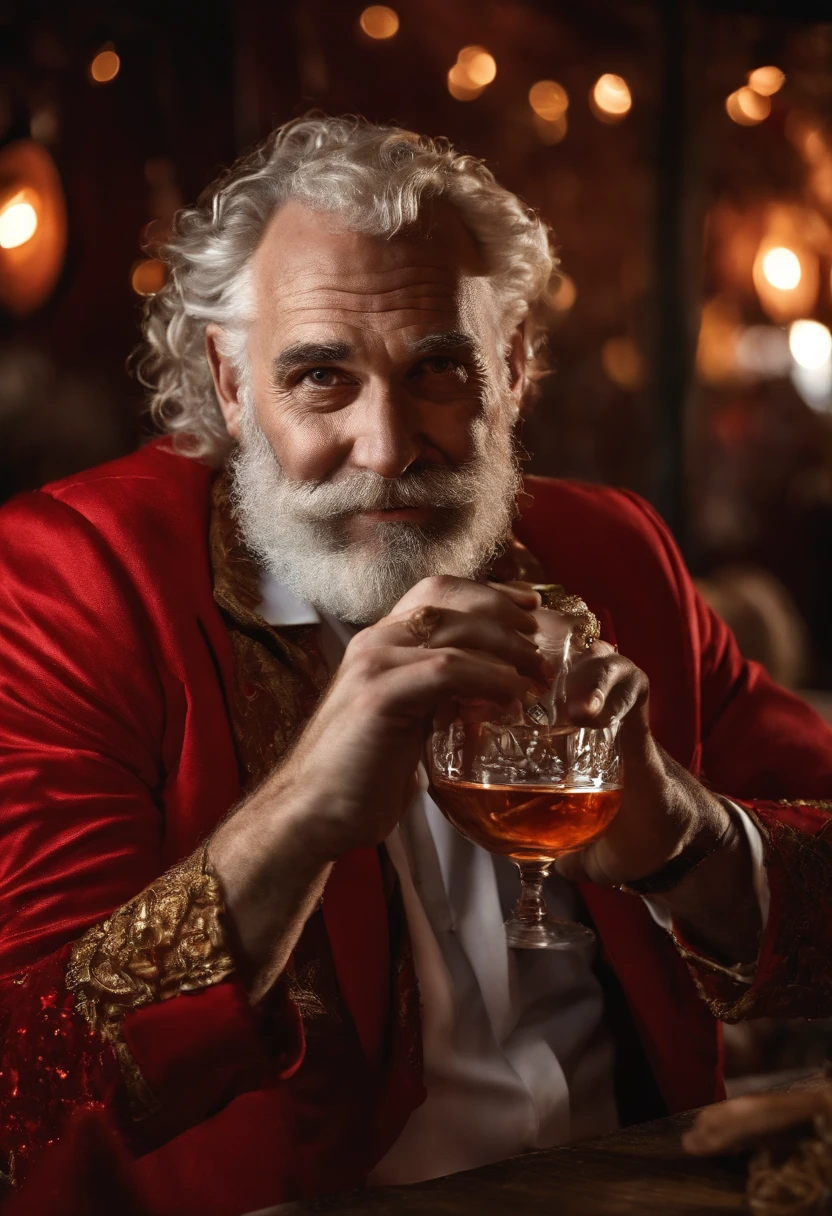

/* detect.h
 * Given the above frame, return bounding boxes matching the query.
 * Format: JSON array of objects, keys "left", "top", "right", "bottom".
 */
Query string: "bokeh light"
[
  {"left": 602, "top": 338, "right": 644, "bottom": 389},
  {"left": 762, "top": 246, "right": 802, "bottom": 291},
  {"left": 0, "top": 197, "right": 38, "bottom": 249},
  {"left": 89, "top": 48, "right": 120, "bottom": 84},
  {"left": 529, "top": 81, "right": 568, "bottom": 122},
  {"left": 455, "top": 46, "right": 496, "bottom": 87},
  {"left": 725, "top": 87, "right": 770, "bottom": 126},
  {"left": 447, "top": 65, "right": 484, "bottom": 102},
  {"left": 359, "top": 6, "right": 399, "bottom": 40},
  {"left": 131, "top": 258, "right": 167, "bottom": 296},
  {"left": 590, "top": 74, "right": 631, "bottom": 122},
  {"left": 548, "top": 273, "right": 576, "bottom": 312},
  {"left": 747, "top": 65, "right": 785, "bottom": 96},
  {"left": 789, "top": 319, "right": 832, "bottom": 370}
]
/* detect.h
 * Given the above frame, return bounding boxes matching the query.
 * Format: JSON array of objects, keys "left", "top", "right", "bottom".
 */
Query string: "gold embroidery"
[
  {"left": 677, "top": 810, "right": 832, "bottom": 1022},
  {"left": 532, "top": 584, "right": 600, "bottom": 649},
  {"left": 66, "top": 844, "right": 235, "bottom": 1115},
  {"left": 286, "top": 960, "right": 328, "bottom": 1021},
  {"left": 0, "top": 1150, "right": 16, "bottom": 1190},
  {"left": 779, "top": 799, "right": 832, "bottom": 812}
]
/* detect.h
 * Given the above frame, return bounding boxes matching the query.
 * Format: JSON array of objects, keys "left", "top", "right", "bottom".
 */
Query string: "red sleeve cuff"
[{"left": 121, "top": 977, "right": 304, "bottom": 1137}]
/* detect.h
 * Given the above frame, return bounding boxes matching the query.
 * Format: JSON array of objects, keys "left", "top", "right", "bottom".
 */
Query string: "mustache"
[{"left": 279, "top": 462, "right": 486, "bottom": 522}]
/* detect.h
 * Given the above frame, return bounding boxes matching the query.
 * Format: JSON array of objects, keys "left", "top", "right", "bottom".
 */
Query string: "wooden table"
[
  {"left": 273, "top": 1111, "right": 746, "bottom": 1215},
  {"left": 271, "top": 1075, "right": 826, "bottom": 1216}
]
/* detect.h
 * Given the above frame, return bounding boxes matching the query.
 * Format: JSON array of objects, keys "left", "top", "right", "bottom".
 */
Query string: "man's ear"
[
  {"left": 205, "top": 324, "right": 244, "bottom": 440},
  {"left": 507, "top": 325, "right": 529, "bottom": 415}
]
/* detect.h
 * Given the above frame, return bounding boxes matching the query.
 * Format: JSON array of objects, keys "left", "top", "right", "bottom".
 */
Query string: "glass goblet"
[{"left": 428, "top": 717, "right": 621, "bottom": 949}]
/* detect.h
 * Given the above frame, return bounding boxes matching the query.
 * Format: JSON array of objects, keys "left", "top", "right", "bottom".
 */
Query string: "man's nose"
[{"left": 349, "top": 385, "right": 422, "bottom": 479}]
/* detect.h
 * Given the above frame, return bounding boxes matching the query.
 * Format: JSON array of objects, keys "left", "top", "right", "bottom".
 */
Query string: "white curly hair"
[{"left": 134, "top": 113, "right": 556, "bottom": 464}]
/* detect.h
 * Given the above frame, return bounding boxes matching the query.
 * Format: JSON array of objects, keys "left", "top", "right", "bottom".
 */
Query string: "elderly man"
[{"left": 1, "top": 116, "right": 831, "bottom": 1216}]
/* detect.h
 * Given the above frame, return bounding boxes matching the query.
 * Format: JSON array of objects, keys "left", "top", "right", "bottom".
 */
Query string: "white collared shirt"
[{"left": 257, "top": 574, "right": 767, "bottom": 1185}]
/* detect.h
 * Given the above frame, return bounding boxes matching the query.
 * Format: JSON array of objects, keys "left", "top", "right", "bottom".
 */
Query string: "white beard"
[{"left": 228, "top": 388, "right": 521, "bottom": 624}]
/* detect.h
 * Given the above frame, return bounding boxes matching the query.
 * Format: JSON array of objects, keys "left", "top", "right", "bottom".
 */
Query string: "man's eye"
[
  {"left": 301, "top": 367, "right": 338, "bottom": 386},
  {"left": 422, "top": 357, "right": 461, "bottom": 375}
]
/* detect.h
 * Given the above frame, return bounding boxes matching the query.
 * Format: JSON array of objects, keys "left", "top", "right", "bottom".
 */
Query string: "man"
[{"left": 1, "top": 115, "right": 831, "bottom": 1216}]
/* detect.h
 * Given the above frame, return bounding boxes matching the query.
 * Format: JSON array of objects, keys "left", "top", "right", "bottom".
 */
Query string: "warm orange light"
[
  {"left": 455, "top": 46, "right": 496, "bottom": 87},
  {"left": 0, "top": 194, "right": 38, "bottom": 249},
  {"left": 447, "top": 64, "right": 484, "bottom": 102},
  {"left": 602, "top": 338, "right": 644, "bottom": 390},
  {"left": 762, "top": 246, "right": 801, "bottom": 291},
  {"left": 0, "top": 139, "right": 68, "bottom": 317},
  {"left": 590, "top": 74, "right": 631, "bottom": 122},
  {"left": 725, "top": 87, "right": 770, "bottom": 126},
  {"left": 529, "top": 80, "right": 568, "bottom": 122},
  {"left": 747, "top": 65, "right": 785, "bottom": 96},
  {"left": 359, "top": 6, "right": 399, "bottom": 39},
  {"left": 131, "top": 258, "right": 167, "bottom": 296},
  {"left": 753, "top": 231, "right": 818, "bottom": 324},
  {"left": 90, "top": 48, "right": 120, "bottom": 84},
  {"left": 548, "top": 273, "right": 576, "bottom": 312}
]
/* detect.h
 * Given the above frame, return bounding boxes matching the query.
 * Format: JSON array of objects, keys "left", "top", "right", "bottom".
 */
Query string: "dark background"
[{"left": 2, "top": 0, "right": 832, "bottom": 692}]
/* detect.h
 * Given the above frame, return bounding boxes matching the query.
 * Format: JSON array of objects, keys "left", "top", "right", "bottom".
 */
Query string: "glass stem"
[{"left": 514, "top": 860, "right": 554, "bottom": 926}]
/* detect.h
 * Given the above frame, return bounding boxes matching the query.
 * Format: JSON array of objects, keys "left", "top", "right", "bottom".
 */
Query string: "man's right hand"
[{"left": 207, "top": 575, "right": 548, "bottom": 1000}]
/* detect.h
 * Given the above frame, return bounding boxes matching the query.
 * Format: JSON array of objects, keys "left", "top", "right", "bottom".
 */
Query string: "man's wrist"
[
  {"left": 618, "top": 809, "right": 735, "bottom": 896},
  {"left": 646, "top": 801, "right": 762, "bottom": 966}
]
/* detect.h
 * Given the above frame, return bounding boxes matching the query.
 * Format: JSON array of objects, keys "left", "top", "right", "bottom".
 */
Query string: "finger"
[
  {"left": 485, "top": 580, "right": 542, "bottom": 609},
  {"left": 369, "top": 646, "right": 537, "bottom": 719},
  {"left": 564, "top": 652, "right": 648, "bottom": 728},
  {"left": 393, "top": 576, "right": 539, "bottom": 635},
  {"left": 371, "top": 608, "right": 553, "bottom": 683}
]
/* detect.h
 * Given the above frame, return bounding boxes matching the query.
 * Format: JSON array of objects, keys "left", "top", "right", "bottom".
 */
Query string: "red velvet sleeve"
[
  {"left": 619, "top": 492, "right": 832, "bottom": 1018},
  {"left": 0, "top": 493, "right": 301, "bottom": 1189}
]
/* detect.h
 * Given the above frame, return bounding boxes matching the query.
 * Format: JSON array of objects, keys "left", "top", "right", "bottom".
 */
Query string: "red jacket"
[{"left": 1, "top": 440, "right": 831, "bottom": 1215}]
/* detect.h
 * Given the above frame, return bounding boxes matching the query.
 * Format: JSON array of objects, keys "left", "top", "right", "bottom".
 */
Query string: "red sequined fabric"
[{"left": 0, "top": 943, "right": 122, "bottom": 1197}]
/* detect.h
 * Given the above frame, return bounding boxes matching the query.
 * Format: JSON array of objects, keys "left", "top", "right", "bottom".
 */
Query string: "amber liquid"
[{"left": 430, "top": 777, "right": 622, "bottom": 861}]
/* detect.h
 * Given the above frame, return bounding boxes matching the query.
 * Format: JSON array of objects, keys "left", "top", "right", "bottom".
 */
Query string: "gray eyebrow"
[
  {"left": 271, "top": 341, "right": 352, "bottom": 383},
  {"left": 409, "top": 330, "right": 481, "bottom": 359},
  {"left": 270, "top": 331, "right": 482, "bottom": 385}
]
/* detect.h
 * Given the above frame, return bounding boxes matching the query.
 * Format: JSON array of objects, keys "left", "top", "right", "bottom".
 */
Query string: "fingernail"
[{"left": 588, "top": 692, "right": 604, "bottom": 714}]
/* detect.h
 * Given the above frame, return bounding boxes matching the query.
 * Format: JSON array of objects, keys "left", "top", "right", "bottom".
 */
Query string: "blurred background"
[{"left": 1, "top": 0, "right": 831, "bottom": 1087}]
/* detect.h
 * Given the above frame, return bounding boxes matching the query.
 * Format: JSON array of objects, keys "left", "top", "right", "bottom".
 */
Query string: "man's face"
[{"left": 208, "top": 199, "right": 523, "bottom": 622}]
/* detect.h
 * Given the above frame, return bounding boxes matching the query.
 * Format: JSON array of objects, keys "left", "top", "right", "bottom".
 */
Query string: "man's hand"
[
  {"left": 208, "top": 576, "right": 549, "bottom": 1000},
  {"left": 285, "top": 576, "right": 551, "bottom": 862},
  {"left": 554, "top": 641, "right": 761, "bottom": 965}
]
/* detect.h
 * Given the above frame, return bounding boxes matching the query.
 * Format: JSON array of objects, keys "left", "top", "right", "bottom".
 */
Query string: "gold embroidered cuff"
[{"left": 66, "top": 843, "right": 235, "bottom": 1113}]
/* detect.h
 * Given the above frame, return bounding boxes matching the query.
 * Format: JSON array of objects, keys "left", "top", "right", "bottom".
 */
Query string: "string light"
[
  {"left": 359, "top": 6, "right": 399, "bottom": 39},
  {"left": 789, "top": 320, "right": 832, "bottom": 370},
  {"left": 590, "top": 74, "right": 631, "bottom": 122},
  {"left": 762, "top": 246, "right": 801, "bottom": 291},
  {"left": 0, "top": 195, "right": 38, "bottom": 249},
  {"left": 747, "top": 65, "right": 785, "bottom": 96},
  {"left": 89, "top": 47, "right": 120, "bottom": 84},
  {"left": 529, "top": 81, "right": 568, "bottom": 122},
  {"left": 725, "top": 87, "right": 770, "bottom": 126}
]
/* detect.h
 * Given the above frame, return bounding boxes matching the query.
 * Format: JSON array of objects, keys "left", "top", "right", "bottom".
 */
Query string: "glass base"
[{"left": 505, "top": 914, "right": 595, "bottom": 950}]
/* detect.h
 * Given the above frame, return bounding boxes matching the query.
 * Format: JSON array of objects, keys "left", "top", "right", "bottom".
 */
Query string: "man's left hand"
[{"left": 554, "top": 642, "right": 761, "bottom": 965}]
